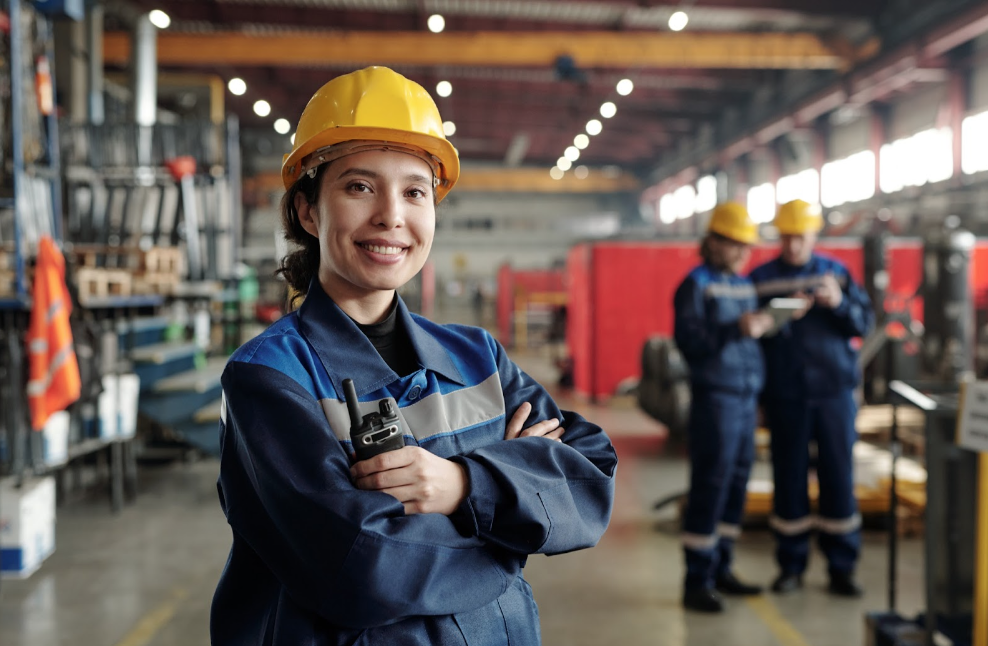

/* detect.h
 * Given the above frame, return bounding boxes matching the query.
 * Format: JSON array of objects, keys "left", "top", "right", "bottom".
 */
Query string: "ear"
[{"left": 295, "top": 191, "right": 320, "bottom": 239}]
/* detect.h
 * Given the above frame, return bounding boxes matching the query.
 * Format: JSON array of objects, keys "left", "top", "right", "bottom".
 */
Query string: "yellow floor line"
[
  {"left": 114, "top": 587, "right": 190, "bottom": 646},
  {"left": 745, "top": 596, "right": 813, "bottom": 646}
]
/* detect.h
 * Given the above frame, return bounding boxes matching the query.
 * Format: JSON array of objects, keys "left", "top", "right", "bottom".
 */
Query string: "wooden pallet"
[
  {"left": 75, "top": 267, "right": 132, "bottom": 302},
  {"left": 133, "top": 272, "right": 179, "bottom": 295},
  {"left": 140, "top": 247, "right": 183, "bottom": 275}
]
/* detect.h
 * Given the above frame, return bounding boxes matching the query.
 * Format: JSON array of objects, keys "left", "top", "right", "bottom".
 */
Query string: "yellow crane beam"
[{"left": 103, "top": 31, "right": 851, "bottom": 70}]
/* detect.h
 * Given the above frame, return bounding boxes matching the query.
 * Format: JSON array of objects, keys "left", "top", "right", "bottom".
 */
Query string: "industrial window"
[
  {"left": 695, "top": 175, "right": 717, "bottom": 214},
  {"left": 746, "top": 182, "right": 776, "bottom": 224},
  {"left": 821, "top": 150, "right": 876, "bottom": 208},
  {"left": 962, "top": 111, "right": 988, "bottom": 175},
  {"left": 776, "top": 168, "right": 820, "bottom": 208},
  {"left": 673, "top": 184, "right": 697, "bottom": 220},
  {"left": 879, "top": 127, "right": 953, "bottom": 194},
  {"left": 658, "top": 193, "right": 676, "bottom": 224}
]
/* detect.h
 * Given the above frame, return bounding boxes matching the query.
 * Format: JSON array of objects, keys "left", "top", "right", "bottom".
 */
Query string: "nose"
[{"left": 371, "top": 190, "right": 405, "bottom": 229}]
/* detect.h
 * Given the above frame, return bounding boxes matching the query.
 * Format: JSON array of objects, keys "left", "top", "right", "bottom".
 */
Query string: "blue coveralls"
[
  {"left": 749, "top": 253, "right": 873, "bottom": 577},
  {"left": 211, "top": 281, "right": 617, "bottom": 646},
  {"left": 673, "top": 263, "right": 765, "bottom": 591}
]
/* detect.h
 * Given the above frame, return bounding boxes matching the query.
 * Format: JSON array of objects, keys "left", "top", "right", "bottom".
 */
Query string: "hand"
[
  {"left": 504, "top": 401, "right": 564, "bottom": 442},
  {"left": 814, "top": 274, "right": 843, "bottom": 309},
  {"left": 789, "top": 291, "right": 814, "bottom": 321},
  {"left": 739, "top": 311, "right": 776, "bottom": 339},
  {"left": 351, "top": 447, "right": 468, "bottom": 516}
]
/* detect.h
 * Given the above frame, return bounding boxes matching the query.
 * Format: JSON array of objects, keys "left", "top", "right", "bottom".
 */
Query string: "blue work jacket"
[
  {"left": 673, "top": 263, "right": 765, "bottom": 396},
  {"left": 749, "top": 253, "right": 874, "bottom": 400},
  {"left": 210, "top": 281, "right": 617, "bottom": 646}
]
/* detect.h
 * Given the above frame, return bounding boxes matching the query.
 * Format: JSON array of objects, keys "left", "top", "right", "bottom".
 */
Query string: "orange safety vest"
[{"left": 27, "top": 236, "right": 81, "bottom": 430}]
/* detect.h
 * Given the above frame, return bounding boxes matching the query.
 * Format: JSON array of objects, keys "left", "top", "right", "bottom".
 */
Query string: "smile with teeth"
[{"left": 360, "top": 243, "right": 405, "bottom": 255}]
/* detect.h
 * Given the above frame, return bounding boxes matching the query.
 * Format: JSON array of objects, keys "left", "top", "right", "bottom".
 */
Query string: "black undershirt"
[{"left": 353, "top": 299, "right": 420, "bottom": 378}]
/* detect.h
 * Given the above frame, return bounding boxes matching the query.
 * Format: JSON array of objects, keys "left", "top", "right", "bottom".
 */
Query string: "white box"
[
  {"left": 118, "top": 373, "right": 140, "bottom": 439},
  {"left": 98, "top": 375, "right": 118, "bottom": 439},
  {"left": 42, "top": 411, "right": 70, "bottom": 467},
  {"left": 1, "top": 476, "right": 56, "bottom": 579}
]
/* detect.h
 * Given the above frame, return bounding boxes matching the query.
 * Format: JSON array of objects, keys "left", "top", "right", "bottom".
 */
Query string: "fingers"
[
  {"left": 350, "top": 445, "right": 414, "bottom": 480},
  {"left": 504, "top": 402, "right": 533, "bottom": 440},
  {"left": 519, "top": 417, "right": 561, "bottom": 438}
]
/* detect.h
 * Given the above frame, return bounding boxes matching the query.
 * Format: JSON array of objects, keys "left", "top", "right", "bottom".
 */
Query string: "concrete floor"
[{"left": 0, "top": 350, "right": 924, "bottom": 646}]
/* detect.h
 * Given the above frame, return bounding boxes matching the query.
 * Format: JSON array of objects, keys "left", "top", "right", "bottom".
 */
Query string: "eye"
[
  {"left": 347, "top": 181, "right": 372, "bottom": 193},
  {"left": 406, "top": 187, "right": 429, "bottom": 199}
]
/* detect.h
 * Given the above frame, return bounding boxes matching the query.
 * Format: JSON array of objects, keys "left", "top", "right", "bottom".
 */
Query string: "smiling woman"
[{"left": 210, "top": 66, "right": 618, "bottom": 646}]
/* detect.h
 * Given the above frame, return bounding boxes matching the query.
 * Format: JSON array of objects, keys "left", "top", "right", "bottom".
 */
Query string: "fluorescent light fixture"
[
  {"left": 564, "top": 146, "right": 580, "bottom": 162},
  {"left": 442, "top": 120, "right": 456, "bottom": 136},
  {"left": 228, "top": 78, "right": 247, "bottom": 96},
  {"left": 149, "top": 9, "right": 170, "bottom": 29},
  {"left": 274, "top": 118, "right": 291, "bottom": 135},
  {"left": 574, "top": 165, "right": 589, "bottom": 179},
  {"left": 669, "top": 10, "right": 689, "bottom": 31},
  {"left": 616, "top": 79, "right": 634, "bottom": 96},
  {"left": 600, "top": 102, "right": 617, "bottom": 119},
  {"left": 290, "top": 133, "right": 296, "bottom": 145},
  {"left": 557, "top": 157, "right": 573, "bottom": 171},
  {"left": 574, "top": 134, "right": 590, "bottom": 149},
  {"left": 436, "top": 81, "right": 452, "bottom": 97},
  {"left": 428, "top": 14, "right": 445, "bottom": 33},
  {"left": 586, "top": 119, "right": 603, "bottom": 136},
  {"left": 550, "top": 167, "right": 565, "bottom": 180},
  {"left": 253, "top": 100, "right": 271, "bottom": 117}
]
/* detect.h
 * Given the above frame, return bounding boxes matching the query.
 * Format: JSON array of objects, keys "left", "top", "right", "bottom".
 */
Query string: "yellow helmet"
[
  {"left": 774, "top": 199, "right": 823, "bottom": 235},
  {"left": 281, "top": 66, "right": 460, "bottom": 202},
  {"left": 707, "top": 202, "right": 759, "bottom": 245}
]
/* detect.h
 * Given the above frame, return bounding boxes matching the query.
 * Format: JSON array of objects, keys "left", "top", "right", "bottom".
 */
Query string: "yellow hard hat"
[
  {"left": 774, "top": 199, "right": 823, "bottom": 235},
  {"left": 281, "top": 66, "right": 460, "bottom": 202},
  {"left": 708, "top": 202, "right": 759, "bottom": 245}
]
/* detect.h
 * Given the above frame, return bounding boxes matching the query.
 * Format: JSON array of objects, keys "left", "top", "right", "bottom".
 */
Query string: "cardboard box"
[
  {"left": 1, "top": 477, "right": 56, "bottom": 579},
  {"left": 42, "top": 411, "right": 70, "bottom": 467}
]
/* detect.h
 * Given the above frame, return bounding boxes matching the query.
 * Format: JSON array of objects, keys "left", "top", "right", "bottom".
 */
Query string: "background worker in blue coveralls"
[
  {"left": 673, "top": 202, "right": 775, "bottom": 613},
  {"left": 749, "top": 199, "right": 874, "bottom": 597},
  {"left": 210, "top": 66, "right": 618, "bottom": 646}
]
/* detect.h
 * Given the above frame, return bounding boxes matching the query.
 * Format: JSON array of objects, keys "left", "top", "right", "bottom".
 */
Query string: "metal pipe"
[
  {"left": 86, "top": 1, "right": 104, "bottom": 125},
  {"left": 132, "top": 13, "right": 156, "bottom": 168}
]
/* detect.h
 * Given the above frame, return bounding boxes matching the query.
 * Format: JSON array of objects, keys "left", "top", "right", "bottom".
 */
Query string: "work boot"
[
  {"left": 770, "top": 572, "right": 803, "bottom": 594},
  {"left": 682, "top": 587, "right": 725, "bottom": 613},
  {"left": 715, "top": 571, "right": 763, "bottom": 596},
  {"left": 828, "top": 571, "right": 864, "bottom": 597}
]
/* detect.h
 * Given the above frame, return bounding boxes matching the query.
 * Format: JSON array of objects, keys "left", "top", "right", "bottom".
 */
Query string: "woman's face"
[{"left": 296, "top": 149, "right": 436, "bottom": 307}]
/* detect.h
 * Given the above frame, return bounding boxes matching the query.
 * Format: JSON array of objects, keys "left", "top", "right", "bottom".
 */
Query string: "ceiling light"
[
  {"left": 436, "top": 81, "right": 452, "bottom": 97},
  {"left": 616, "top": 79, "right": 634, "bottom": 96},
  {"left": 228, "top": 78, "right": 246, "bottom": 96},
  {"left": 443, "top": 120, "right": 456, "bottom": 136},
  {"left": 253, "top": 100, "right": 271, "bottom": 117},
  {"left": 274, "top": 118, "right": 291, "bottom": 135},
  {"left": 557, "top": 157, "right": 573, "bottom": 171},
  {"left": 586, "top": 119, "right": 603, "bottom": 136},
  {"left": 427, "top": 14, "right": 445, "bottom": 33},
  {"left": 564, "top": 146, "right": 580, "bottom": 162},
  {"left": 549, "top": 167, "right": 564, "bottom": 180},
  {"left": 574, "top": 165, "right": 589, "bottom": 179},
  {"left": 669, "top": 10, "right": 689, "bottom": 31},
  {"left": 148, "top": 9, "right": 170, "bottom": 29},
  {"left": 290, "top": 133, "right": 296, "bottom": 145},
  {"left": 574, "top": 133, "right": 590, "bottom": 149},
  {"left": 600, "top": 102, "right": 617, "bottom": 119}
]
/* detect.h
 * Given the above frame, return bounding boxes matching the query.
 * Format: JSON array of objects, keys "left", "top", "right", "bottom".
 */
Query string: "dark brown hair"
[{"left": 277, "top": 166, "right": 327, "bottom": 301}]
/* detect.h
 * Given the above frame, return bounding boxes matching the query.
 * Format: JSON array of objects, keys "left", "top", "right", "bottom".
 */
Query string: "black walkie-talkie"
[{"left": 343, "top": 378, "right": 405, "bottom": 461}]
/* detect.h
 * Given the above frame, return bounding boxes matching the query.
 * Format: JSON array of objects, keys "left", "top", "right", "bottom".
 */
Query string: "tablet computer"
[{"left": 764, "top": 297, "right": 807, "bottom": 327}]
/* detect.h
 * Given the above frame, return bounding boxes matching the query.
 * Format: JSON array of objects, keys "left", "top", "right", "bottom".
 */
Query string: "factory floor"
[{"left": 0, "top": 347, "right": 923, "bottom": 646}]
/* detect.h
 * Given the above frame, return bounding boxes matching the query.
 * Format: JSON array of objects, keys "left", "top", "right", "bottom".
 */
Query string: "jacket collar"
[{"left": 296, "top": 280, "right": 465, "bottom": 397}]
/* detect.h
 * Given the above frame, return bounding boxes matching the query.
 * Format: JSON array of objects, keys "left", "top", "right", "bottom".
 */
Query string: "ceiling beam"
[{"left": 103, "top": 30, "right": 851, "bottom": 70}]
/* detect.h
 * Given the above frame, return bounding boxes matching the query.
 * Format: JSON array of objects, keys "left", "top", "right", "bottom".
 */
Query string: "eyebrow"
[{"left": 336, "top": 167, "right": 431, "bottom": 184}]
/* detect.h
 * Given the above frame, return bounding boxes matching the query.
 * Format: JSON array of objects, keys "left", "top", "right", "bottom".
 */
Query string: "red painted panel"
[{"left": 567, "top": 245, "right": 593, "bottom": 396}]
